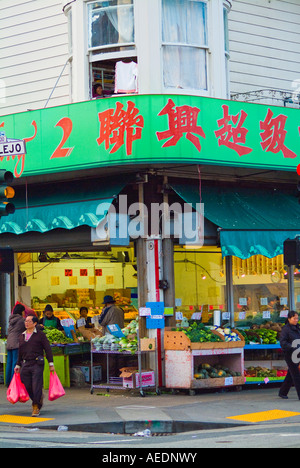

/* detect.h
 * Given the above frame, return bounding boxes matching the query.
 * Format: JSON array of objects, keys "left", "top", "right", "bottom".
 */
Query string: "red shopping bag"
[
  {"left": 7, "top": 372, "right": 29, "bottom": 404},
  {"left": 48, "top": 371, "right": 65, "bottom": 401}
]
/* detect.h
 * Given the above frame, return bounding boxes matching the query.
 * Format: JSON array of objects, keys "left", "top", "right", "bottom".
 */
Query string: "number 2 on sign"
[{"left": 50, "top": 117, "right": 74, "bottom": 159}]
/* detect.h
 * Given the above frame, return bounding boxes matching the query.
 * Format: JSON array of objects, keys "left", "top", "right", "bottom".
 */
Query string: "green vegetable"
[{"left": 43, "top": 327, "right": 73, "bottom": 344}]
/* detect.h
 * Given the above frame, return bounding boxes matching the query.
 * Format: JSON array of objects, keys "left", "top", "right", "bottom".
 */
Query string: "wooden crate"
[
  {"left": 140, "top": 338, "right": 156, "bottom": 351},
  {"left": 192, "top": 375, "right": 245, "bottom": 389},
  {"left": 164, "top": 328, "right": 245, "bottom": 351}
]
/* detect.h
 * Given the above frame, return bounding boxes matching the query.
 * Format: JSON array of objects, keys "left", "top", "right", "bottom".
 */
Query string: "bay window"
[{"left": 162, "top": 0, "right": 208, "bottom": 91}]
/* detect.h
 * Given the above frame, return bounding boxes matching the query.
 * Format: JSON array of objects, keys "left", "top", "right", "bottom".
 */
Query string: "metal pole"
[
  {"left": 288, "top": 265, "right": 295, "bottom": 311},
  {"left": 225, "top": 256, "right": 234, "bottom": 327},
  {"left": 0, "top": 273, "right": 11, "bottom": 335}
]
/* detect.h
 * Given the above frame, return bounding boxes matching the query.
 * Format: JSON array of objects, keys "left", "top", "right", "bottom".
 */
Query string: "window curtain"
[
  {"left": 89, "top": 1, "right": 134, "bottom": 48},
  {"left": 162, "top": 0, "right": 207, "bottom": 90}
]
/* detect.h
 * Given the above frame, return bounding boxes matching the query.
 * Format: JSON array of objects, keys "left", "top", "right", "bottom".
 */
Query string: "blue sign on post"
[{"left": 145, "top": 302, "right": 165, "bottom": 329}]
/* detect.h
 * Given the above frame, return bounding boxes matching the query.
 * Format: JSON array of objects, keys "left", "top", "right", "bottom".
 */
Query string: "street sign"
[{"left": 0, "top": 139, "right": 26, "bottom": 156}]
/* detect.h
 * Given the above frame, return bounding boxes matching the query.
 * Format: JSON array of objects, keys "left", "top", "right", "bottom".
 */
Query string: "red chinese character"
[
  {"left": 97, "top": 101, "right": 144, "bottom": 156},
  {"left": 214, "top": 104, "right": 252, "bottom": 157},
  {"left": 156, "top": 99, "right": 206, "bottom": 151},
  {"left": 260, "top": 109, "right": 297, "bottom": 159}
]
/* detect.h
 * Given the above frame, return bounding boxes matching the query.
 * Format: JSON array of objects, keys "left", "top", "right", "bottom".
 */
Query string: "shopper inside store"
[
  {"left": 39, "top": 304, "right": 65, "bottom": 332},
  {"left": 99, "top": 295, "right": 124, "bottom": 334}
]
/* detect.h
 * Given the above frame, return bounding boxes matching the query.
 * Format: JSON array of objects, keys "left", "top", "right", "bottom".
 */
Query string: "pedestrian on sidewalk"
[
  {"left": 279, "top": 310, "right": 300, "bottom": 400},
  {"left": 14, "top": 315, "right": 55, "bottom": 416},
  {"left": 6, "top": 304, "right": 26, "bottom": 387}
]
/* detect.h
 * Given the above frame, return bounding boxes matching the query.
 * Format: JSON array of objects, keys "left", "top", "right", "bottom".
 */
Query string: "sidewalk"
[{"left": 2, "top": 384, "right": 300, "bottom": 434}]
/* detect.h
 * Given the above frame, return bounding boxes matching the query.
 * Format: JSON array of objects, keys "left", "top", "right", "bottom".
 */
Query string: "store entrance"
[
  {"left": 16, "top": 246, "right": 138, "bottom": 387},
  {"left": 17, "top": 246, "right": 138, "bottom": 323}
]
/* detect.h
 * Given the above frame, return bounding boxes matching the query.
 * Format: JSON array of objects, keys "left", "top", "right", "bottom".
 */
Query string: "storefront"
[{"left": 0, "top": 93, "right": 299, "bottom": 390}]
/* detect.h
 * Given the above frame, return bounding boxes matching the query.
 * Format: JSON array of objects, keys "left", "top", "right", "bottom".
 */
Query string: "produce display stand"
[
  {"left": 164, "top": 328, "right": 245, "bottom": 395},
  {"left": 90, "top": 336, "right": 159, "bottom": 397},
  {"left": 244, "top": 343, "right": 287, "bottom": 385}
]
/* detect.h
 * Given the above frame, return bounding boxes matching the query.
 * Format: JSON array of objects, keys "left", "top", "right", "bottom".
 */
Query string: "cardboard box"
[
  {"left": 72, "top": 365, "right": 102, "bottom": 383},
  {"left": 120, "top": 367, "right": 155, "bottom": 389}
]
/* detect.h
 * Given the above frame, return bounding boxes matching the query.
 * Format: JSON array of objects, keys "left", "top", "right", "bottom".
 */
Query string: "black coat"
[
  {"left": 16, "top": 329, "right": 53, "bottom": 366},
  {"left": 280, "top": 322, "right": 300, "bottom": 354}
]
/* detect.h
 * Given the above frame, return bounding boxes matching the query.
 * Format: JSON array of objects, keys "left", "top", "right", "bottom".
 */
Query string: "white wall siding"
[
  {"left": 0, "top": 0, "right": 70, "bottom": 116},
  {"left": 228, "top": 0, "right": 300, "bottom": 105}
]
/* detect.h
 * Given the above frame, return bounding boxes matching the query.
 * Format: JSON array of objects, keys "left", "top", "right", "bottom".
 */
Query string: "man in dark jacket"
[
  {"left": 279, "top": 310, "right": 300, "bottom": 399},
  {"left": 15, "top": 315, "right": 54, "bottom": 416},
  {"left": 99, "top": 295, "right": 124, "bottom": 334}
]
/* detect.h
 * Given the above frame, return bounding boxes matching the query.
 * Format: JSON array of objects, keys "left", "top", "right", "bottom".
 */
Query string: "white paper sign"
[
  {"left": 238, "top": 312, "right": 246, "bottom": 320},
  {"left": 239, "top": 298, "right": 247, "bottom": 306},
  {"left": 261, "top": 298, "right": 268, "bottom": 306},
  {"left": 175, "top": 312, "right": 183, "bottom": 320},
  {"left": 222, "top": 312, "right": 230, "bottom": 320},
  {"left": 280, "top": 297, "right": 288, "bottom": 306},
  {"left": 225, "top": 377, "right": 233, "bottom": 386},
  {"left": 139, "top": 307, "right": 152, "bottom": 317},
  {"left": 263, "top": 310, "right": 271, "bottom": 319},
  {"left": 191, "top": 312, "right": 202, "bottom": 320},
  {"left": 280, "top": 310, "right": 289, "bottom": 318},
  {"left": 61, "top": 318, "right": 74, "bottom": 327},
  {"left": 77, "top": 318, "right": 86, "bottom": 327}
]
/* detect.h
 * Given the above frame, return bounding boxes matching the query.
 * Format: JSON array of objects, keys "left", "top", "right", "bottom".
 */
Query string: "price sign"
[
  {"left": 107, "top": 324, "right": 125, "bottom": 338},
  {"left": 222, "top": 312, "right": 230, "bottom": 320},
  {"left": 225, "top": 377, "right": 233, "bottom": 386},
  {"left": 263, "top": 311, "right": 271, "bottom": 319},
  {"left": 76, "top": 318, "right": 86, "bottom": 327},
  {"left": 139, "top": 307, "right": 151, "bottom": 317}
]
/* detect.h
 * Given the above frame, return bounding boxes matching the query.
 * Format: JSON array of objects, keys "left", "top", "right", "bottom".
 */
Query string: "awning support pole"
[
  {"left": 288, "top": 265, "right": 295, "bottom": 311},
  {"left": 225, "top": 256, "right": 234, "bottom": 327}
]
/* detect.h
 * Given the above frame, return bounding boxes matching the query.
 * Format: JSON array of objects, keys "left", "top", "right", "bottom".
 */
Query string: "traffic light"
[
  {"left": 284, "top": 238, "right": 300, "bottom": 267},
  {"left": 0, "top": 247, "right": 14, "bottom": 273},
  {"left": 0, "top": 170, "right": 15, "bottom": 217}
]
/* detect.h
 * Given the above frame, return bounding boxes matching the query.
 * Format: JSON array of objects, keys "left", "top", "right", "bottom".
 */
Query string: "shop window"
[
  {"left": 174, "top": 247, "right": 226, "bottom": 324},
  {"left": 161, "top": 0, "right": 208, "bottom": 91},
  {"left": 232, "top": 255, "right": 289, "bottom": 327},
  {"left": 17, "top": 248, "right": 138, "bottom": 324}
]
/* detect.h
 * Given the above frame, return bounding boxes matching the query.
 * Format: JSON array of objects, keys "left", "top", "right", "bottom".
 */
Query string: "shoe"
[
  {"left": 279, "top": 394, "right": 288, "bottom": 399},
  {"left": 32, "top": 404, "right": 40, "bottom": 416}
]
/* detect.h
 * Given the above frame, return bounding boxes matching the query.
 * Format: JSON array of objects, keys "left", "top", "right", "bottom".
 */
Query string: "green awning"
[
  {"left": 171, "top": 183, "right": 300, "bottom": 259},
  {"left": 0, "top": 178, "right": 127, "bottom": 235}
]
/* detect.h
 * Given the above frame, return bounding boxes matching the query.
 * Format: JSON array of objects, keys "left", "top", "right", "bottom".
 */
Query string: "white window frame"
[{"left": 161, "top": 0, "right": 210, "bottom": 96}]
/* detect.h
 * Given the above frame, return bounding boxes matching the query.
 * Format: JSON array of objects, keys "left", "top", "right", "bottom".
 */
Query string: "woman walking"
[
  {"left": 14, "top": 315, "right": 55, "bottom": 416},
  {"left": 6, "top": 304, "right": 25, "bottom": 387},
  {"left": 279, "top": 310, "right": 300, "bottom": 400}
]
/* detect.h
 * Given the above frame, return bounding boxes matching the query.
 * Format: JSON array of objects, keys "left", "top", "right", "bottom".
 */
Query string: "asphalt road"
[{"left": 1, "top": 421, "right": 300, "bottom": 450}]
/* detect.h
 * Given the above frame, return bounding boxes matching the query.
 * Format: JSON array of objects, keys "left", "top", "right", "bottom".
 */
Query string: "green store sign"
[{"left": 0, "top": 94, "right": 299, "bottom": 178}]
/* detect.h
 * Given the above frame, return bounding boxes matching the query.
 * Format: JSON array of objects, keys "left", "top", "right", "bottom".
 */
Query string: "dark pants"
[
  {"left": 20, "top": 360, "right": 44, "bottom": 407},
  {"left": 280, "top": 352, "right": 300, "bottom": 399},
  {"left": 6, "top": 349, "right": 19, "bottom": 387}
]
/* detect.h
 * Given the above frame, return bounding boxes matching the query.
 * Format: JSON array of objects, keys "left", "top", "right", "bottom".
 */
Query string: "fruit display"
[
  {"left": 245, "top": 366, "right": 277, "bottom": 378},
  {"left": 254, "top": 328, "right": 278, "bottom": 344},
  {"left": 194, "top": 363, "right": 241, "bottom": 380},
  {"left": 213, "top": 327, "right": 242, "bottom": 342},
  {"left": 173, "top": 322, "right": 223, "bottom": 343}
]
